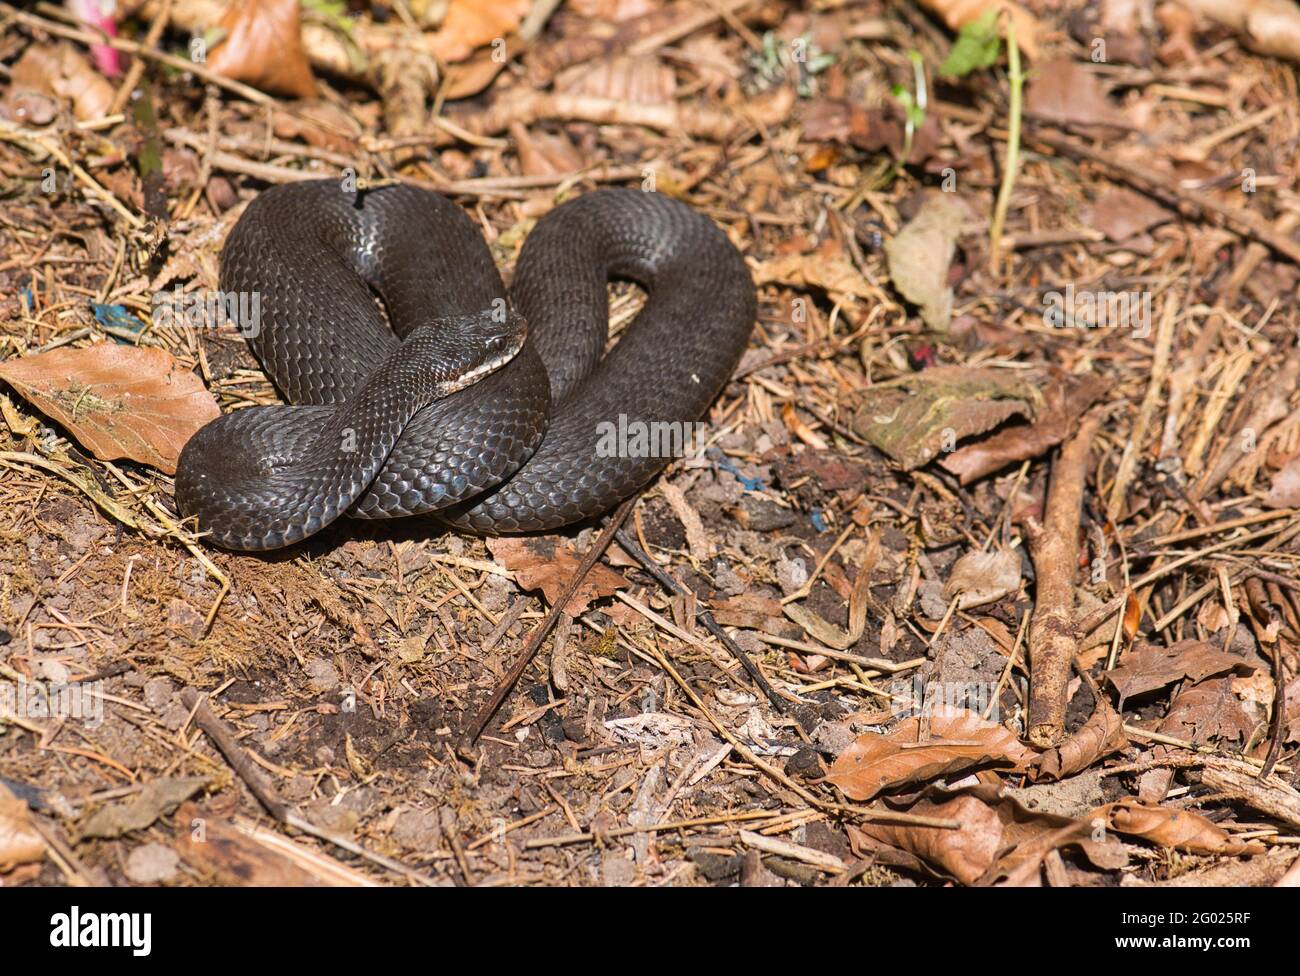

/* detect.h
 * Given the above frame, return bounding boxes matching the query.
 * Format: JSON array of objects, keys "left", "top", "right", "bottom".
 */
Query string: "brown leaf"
[
  {"left": 710, "top": 594, "right": 783, "bottom": 631},
  {"left": 1159, "top": 676, "right": 1256, "bottom": 747},
  {"left": 825, "top": 709, "right": 1036, "bottom": 801},
  {"left": 77, "top": 777, "right": 207, "bottom": 841},
  {"left": 1177, "top": 0, "right": 1300, "bottom": 64},
  {"left": 486, "top": 537, "right": 627, "bottom": 615},
  {"left": 429, "top": 0, "right": 530, "bottom": 64},
  {"left": 751, "top": 245, "right": 876, "bottom": 302},
  {"left": 940, "top": 372, "right": 1106, "bottom": 484},
  {"left": 1091, "top": 798, "right": 1266, "bottom": 855},
  {"left": 850, "top": 794, "right": 1002, "bottom": 884},
  {"left": 1026, "top": 60, "right": 1131, "bottom": 128},
  {"left": 1265, "top": 457, "right": 1300, "bottom": 508},
  {"left": 851, "top": 366, "right": 1039, "bottom": 470},
  {"left": 1104, "top": 639, "right": 1255, "bottom": 703},
  {"left": 0, "top": 344, "right": 221, "bottom": 475},
  {"left": 942, "top": 547, "right": 1021, "bottom": 610},
  {"left": 6, "top": 43, "right": 114, "bottom": 123},
  {"left": 884, "top": 193, "right": 972, "bottom": 332},
  {"left": 1030, "top": 691, "right": 1128, "bottom": 781},
  {"left": 0, "top": 783, "right": 46, "bottom": 872},
  {"left": 208, "top": 0, "right": 318, "bottom": 99},
  {"left": 174, "top": 804, "right": 373, "bottom": 886},
  {"left": 555, "top": 54, "right": 676, "bottom": 105},
  {"left": 1084, "top": 188, "right": 1174, "bottom": 242}
]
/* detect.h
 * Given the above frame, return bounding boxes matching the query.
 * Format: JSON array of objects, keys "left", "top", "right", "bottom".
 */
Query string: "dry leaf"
[
  {"left": 486, "top": 536, "right": 627, "bottom": 615},
  {"left": 940, "top": 372, "right": 1107, "bottom": 484},
  {"left": 885, "top": 193, "right": 972, "bottom": 332},
  {"left": 175, "top": 804, "right": 374, "bottom": 886},
  {"left": 751, "top": 246, "right": 876, "bottom": 302},
  {"left": 851, "top": 366, "right": 1040, "bottom": 470},
  {"left": 0, "top": 783, "right": 45, "bottom": 872},
  {"left": 1084, "top": 188, "right": 1174, "bottom": 242},
  {"left": 0, "top": 344, "right": 221, "bottom": 474},
  {"left": 1092, "top": 798, "right": 1266, "bottom": 855},
  {"left": 1104, "top": 639, "right": 1255, "bottom": 704},
  {"left": 429, "top": 0, "right": 530, "bottom": 64},
  {"left": 555, "top": 54, "right": 676, "bottom": 105},
  {"left": 1265, "top": 457, "right": 1300, "bottom": 508},
  {"left": 851, "top": 794, "right": 1003, "bottom": 884},
  {"left": 208, "top": 0, "right": 318, "bottom": 98},
  {"left": 942, "top": 547, "right": 1021, "bottom": 610},
  {"left": 1159, "top": 677, "right": 1257, "bottom": 747},
  {"left": 1031, "top": 692, "right": 1128, "bottom": 781},
  {"left": 77, "top": 777, "right": 207, "bottom": 840},
  {"left": 825, "top": 709, "right": 1035, "bottom": 801},
  {"left": 5, "top": 44, "right": 114, "bottom": 123},
  {"left": 1025, "top": 60, "right": 1131, "bottom": 129}
]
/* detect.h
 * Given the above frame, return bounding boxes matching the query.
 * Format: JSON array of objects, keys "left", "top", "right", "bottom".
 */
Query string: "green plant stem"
[{"left": 988, "top": 14, "right": 1022, "bottom": 272}]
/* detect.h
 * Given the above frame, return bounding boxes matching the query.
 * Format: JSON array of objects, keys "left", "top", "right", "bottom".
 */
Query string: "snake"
[{"left": 174, "top": 179, "right": 756, "bottom": 550}]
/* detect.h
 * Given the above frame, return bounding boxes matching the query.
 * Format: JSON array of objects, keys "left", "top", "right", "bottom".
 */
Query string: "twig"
[
  {"left": 180, "top": 688, "right": 435, "bottom": 885},
  {"left": 988, "top": 11, "right": 1023, "bottom": 273},
  {"left": 1024, "top": 412, "right": 1101, "bottom": 747},
  {"left": 1030, "top": 126, "right": 1300, "bottom": 267},
  {"left": 457, "top": 495, "right": 639, "bottom": 754},
  {"left": 614, "top": 526, "right": 787, "bottom": 712}
]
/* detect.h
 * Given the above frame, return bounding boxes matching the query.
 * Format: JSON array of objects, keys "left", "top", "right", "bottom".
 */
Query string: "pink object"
[{"left": 68, "top": 0, "right": 122, "bottom": 77}]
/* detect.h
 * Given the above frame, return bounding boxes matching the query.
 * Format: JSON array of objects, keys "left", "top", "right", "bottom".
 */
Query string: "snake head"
[{"left": 416, "top": 304, "right": 528, "bottom": 396}]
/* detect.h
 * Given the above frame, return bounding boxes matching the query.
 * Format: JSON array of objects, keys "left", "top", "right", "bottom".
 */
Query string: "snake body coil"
[{"left": 175, "top": 180, "right": 755, "bottom": 549}]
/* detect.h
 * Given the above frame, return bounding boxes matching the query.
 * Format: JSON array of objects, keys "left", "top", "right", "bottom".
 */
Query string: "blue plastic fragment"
[{"left": 90, "top": 303, "right": 147, "bottom": 340}]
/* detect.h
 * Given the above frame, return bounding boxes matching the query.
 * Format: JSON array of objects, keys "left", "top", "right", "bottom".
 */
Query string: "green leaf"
[{"left": 940, "top": 8, "right": 1002, "bottom": 78}]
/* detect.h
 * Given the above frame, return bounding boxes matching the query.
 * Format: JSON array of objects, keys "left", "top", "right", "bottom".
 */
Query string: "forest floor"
[{"left": 2, "top": 0, "right": 1300, "bottom": 887}]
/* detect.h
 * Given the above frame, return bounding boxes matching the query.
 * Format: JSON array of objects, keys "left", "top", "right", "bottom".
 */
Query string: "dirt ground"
[{"left": 2, "top": 0, "right": 1300, "bottom": 888}]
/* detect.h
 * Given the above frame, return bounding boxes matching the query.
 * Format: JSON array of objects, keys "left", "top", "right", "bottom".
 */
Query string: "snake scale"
[{"left": 175, "top": 180, "right": 756, "bottom": 550}]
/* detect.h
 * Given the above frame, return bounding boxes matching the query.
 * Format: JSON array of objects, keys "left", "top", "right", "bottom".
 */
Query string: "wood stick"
[{"left": 1024, "top": 413, "right": 1100, "bottom": 747}]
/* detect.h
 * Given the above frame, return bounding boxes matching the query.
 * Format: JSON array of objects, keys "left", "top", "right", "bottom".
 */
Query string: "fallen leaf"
[
  {"left": 1104, "top": 639, "right": 1255, "bottom": 704},
  {"left": 175, "top": 804, "right": 375, "bottom": 886},
  {"left": 1159, "top": 676, "right": 1256, "bottom": 747},
  {"left": 429, "top": 0, "right": 530, "bottom": 64},
  {"left": 940, "top": 373, "right": 1107, "bottom": 483},
  {"left": 826, "top": 708, "right": 1035, "bottom": 801},
  {"left": 1265, "top": 457, "right": 1300, "bottom": 508},
  {"left": 486, "top": 536, "right": 627, "bottom": 615},
  {"left": 5, "top": 43, "right": 114, "bottom": 122},
  {"left": 77, "top": 777, "right": 207, "bottom": 840},
  {"left": 1091, "top": 798, "right": 1265, "bottom": 855},
  {"left": 1083, "top": 188, "right": 1174, "bottom": 242},
  {"left": 0, "top": 783, "right": 46, "bottom": 872},
  {"left": 752, "top": 245, "right": 876, "bottom": 302},
  {"left": 851, "top": 366, "right": 1040, "bottom": 470},
  {"left": 1025, "top": 59, "right": 1131, "bottom": 128},
  {"left": 1030, "top": 691, "right": 1128, "bottom": 781},
  {"left": 710, "top": 593, "right": 784, "bottom": 631},
  {"left": 884, "top": 193, "right": 972, "bottom": 332},
  {"left": 0, "top": 344, "right": 221, "bottom": 475},
  {"left": 942, "top": 547, "right": 1021, "bottom": 610},
  {"left": 851, "top": 794, "right": 1002, "bottom": 884},
  {"left": 208, "top": 0, "right": 318, "bottom": 98},
  {"left": 556, "top": 54, "right": 675, "bottom": 105}
]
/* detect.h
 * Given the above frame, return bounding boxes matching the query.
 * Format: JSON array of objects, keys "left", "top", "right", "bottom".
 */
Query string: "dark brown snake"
[{"left": 174, "top": 180, "right": 756, "bottom": 550}]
